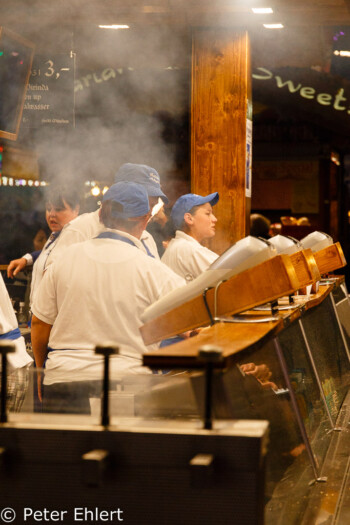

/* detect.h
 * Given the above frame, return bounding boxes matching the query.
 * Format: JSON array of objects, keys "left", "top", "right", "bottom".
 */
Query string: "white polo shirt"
[
  {"left": 0, "top": 275, "right": 33, "bottom": 369},
  {"left": 32, "top": 229, "right": 185, "bottom": 384},
  {"left": 45, "top": 209, "right": 159, "bottom": 268},
  {"left": 30, "top": 232, "right": 60, "bottom": 306},
  {"left": 161, "top": 230, "right": 218, "bottom": 281}
]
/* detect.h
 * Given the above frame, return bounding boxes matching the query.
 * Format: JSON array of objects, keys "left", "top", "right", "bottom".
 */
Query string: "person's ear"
[
  {"left": 184, "top": 212, "right": 193, "bottom": 226},
  {"left": 138, "top": 212, "right": 152, "bottom": 231}
]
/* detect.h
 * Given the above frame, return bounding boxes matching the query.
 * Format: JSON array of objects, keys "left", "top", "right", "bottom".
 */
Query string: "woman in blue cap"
[{"left": 161, "top": 192, "right": 219, "bottom": 281}]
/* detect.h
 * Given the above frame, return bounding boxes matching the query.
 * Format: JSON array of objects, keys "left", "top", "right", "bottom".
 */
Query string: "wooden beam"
[{"left": 191, "top": 28, "right": 251, "bottom": 254}]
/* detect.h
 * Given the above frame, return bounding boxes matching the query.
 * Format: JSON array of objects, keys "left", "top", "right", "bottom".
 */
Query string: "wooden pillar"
[{"left": 191, "top": 28, "right": 252, "bottom": 254}]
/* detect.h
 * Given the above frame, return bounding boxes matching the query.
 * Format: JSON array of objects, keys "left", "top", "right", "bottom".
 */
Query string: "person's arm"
[
  {"left": 31, "top": 315, "right": 52, "bottom": 368},
  {"left": 31, "top": 250, "right": 42, "bottom": 263},
  {"left": 31, "top": 314, "right": 52, "bottom": 402},
  {"left": 7, "top": 249, "right": 41, "bottom": 278}
]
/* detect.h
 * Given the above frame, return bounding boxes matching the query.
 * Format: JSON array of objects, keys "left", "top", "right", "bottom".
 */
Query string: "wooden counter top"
[
  {"left": 142, "top": 283, "right": 336, "bottom": 369},
  {"left": 143, "top": 318, "right": 285, "bottom": 369}
]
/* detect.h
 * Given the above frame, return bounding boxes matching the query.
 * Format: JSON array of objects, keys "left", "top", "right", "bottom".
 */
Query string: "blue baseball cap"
[
  {"left": 114, "top": 163, "right": 169, "bottom": 204},
  {"left": 102, "top": 181, "right": 150, "bottom": 219},
  {"left": 171, "top": 192, "right": 219, "bottom": 230}
]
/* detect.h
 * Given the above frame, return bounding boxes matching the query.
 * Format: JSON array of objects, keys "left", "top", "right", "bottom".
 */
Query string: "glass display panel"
[
  {"left": 11, "top": 366, "right": 200, "bottom": 421},
  {"left": 278, "top": 321, "right": 333, "bottom": 464},
  {"left": 0, "top": 27, "right": 35, "bottom": 140},
  {"left": 300, "top": 294, "right": 350, "bottom": 414},
  {"left": 209, "top": 339, "right": 317, "bottom": 523},
  {"left": 332, "top": 284, "right": 350, "bottom": 351},
  {"left": 5, "top": 290, "right": 350, "bottom": 525}
]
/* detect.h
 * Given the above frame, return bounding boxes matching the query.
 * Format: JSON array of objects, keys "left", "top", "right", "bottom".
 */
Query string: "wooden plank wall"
[{"left": 191, "top": 28, "right": 251, "bottom": 255}]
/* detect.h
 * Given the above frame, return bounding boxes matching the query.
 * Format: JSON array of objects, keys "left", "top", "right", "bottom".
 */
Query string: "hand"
[
  {"left": 7, "top": 258, "right": 27, "bottom": 278},
  {"left": 179, "top": 329, "right": 201, "bottom": 339}
]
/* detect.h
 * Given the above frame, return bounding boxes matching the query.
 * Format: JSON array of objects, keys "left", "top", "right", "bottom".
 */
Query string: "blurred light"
[
  {"left": 28, "top": 180, "right": 34, "bottom": 186},
  {"left": 333, "top": 31, "right": 346, "bottom": 41},
  {"left": 9, "top": 178, "right": 13, "bottom": 186},
  {"left": 34, "top": 180, "right": 39, "bottom": 187},
  {"left": 40, "top": 181, "right": 47, "bottom": 186},
  {"left": 91, "top": 186, "right": 101, "bottom": 196},
  {"left": 0, "top": 51, "right": 3, "bottom": 57},
  {"left": 263, "top": 23, "right": 284, "bottom": 29},
  {"left": 98, "top": 25, "right": 129, "bottom": 29},
  {"left": 331, "top": 152, "right": 341, "bottom": 166},
  {"left": 102, "top": 186, "right": 109, "bottom": 195},
  {"left": 334, "top": 50, "right": 350, "bottom": 57},
  {"left": 252, "top": 7, "right": 273, "bottom": 14},
  {"left": 2, "top": 177, "right": 8, "bottom": 186}
]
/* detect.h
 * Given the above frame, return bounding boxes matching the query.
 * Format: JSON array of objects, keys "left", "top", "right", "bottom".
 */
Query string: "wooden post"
[{"left": 191, "top": 28, "right": 252, "bottom": 254}]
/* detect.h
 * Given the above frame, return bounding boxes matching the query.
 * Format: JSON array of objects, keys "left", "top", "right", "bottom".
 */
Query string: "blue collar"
[
  {"left": 96, "top": 231, "right": 155, "bottom": 258},
  {"left": 97, "top": 231, "right": 137, "bottom": 248}
]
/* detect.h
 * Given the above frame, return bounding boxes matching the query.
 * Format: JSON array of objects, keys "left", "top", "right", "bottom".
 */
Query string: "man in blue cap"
[
  {"left": 31, "top": 181, "right": 184, "bottom": 413},
  {"left": 114, "top": 163, "right": 168, "bottom": 204},
  {"left": 162, "top": 192, "right": 219, "bottom": 281},
  {"left": 45, "top": 163, "right": 168, "bottom": 267}
]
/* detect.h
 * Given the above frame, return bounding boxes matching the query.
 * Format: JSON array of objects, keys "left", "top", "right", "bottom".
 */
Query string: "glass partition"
[
  {"left": 10, "top": 366, "right": 200, "bottom": 420},
  {"left": 3, "top": 289, "right": 350, "bottom": 525},
  {"left": 300, "top": 294, "right": 350, "bottom": 413},
  {"left": 332, "top": 283, "right": 350, "bottom": 351}
]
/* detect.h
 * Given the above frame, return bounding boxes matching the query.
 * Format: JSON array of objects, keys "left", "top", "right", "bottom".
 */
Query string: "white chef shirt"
[
  {"left": 45, "top": 209, "right": 159, "bottom": 268},
  {"left": 30, "top": 231, "right": 61, "bottom": 306},
  {"left": 0, "top": 275, "right": 33, "bottom": 369},
  {"left": 161, "top": 230, "right": 218, "bottom": 281},
  {"left": 32, "top": 229, "right": 185, "bottom": 384}
]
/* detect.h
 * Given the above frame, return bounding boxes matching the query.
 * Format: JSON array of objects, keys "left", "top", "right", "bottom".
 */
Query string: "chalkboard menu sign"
[
  {"left": 0, "top": 27, "right": 35, "bottom": 141},
  {"left": 22, "top": 54, "right": 75, "bottom": 128}
]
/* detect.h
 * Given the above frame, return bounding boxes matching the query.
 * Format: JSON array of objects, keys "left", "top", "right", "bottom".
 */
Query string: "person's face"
[
  {"left": 45, "top": 199, "right": 79, "bottom": 232},
  {"left": 185, "top": 202, "right": 217, "bottom": 243}
]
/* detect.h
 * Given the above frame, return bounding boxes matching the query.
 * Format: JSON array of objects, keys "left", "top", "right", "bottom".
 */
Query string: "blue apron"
[{"left": 0, "top": 327, "right": 21, "bottom": 340}]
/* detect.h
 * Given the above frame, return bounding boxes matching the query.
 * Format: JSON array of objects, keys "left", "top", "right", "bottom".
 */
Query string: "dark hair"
[
  {"left": 99, "top": 200, "right": 127, "bottom": 229},
  {"left": 45, "top": 183, "right": 81, "bottom": 210},
  {"left": 250, "top": 214, "right": 271, "bottom": 239},
  {"left": 99, "top": 200, "right": 149, "bottom": 232}
]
